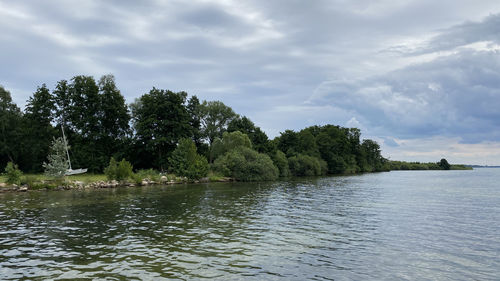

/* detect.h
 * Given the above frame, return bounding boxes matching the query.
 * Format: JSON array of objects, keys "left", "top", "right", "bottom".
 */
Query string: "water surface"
[{"left": 1, "top": 169, "right": 499, "bottom": 280}]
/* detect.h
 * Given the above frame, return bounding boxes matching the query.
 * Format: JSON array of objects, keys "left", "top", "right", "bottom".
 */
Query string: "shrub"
[
  {"left": 169, "top": 138, "right": 209, "bottom": 180},
  {"left": 213, "top": 146, "right": 278, "bottom": 181},
  {"left": 271, "top": 150, "right": 290, "bottom": 177},
  {"left": 5, "top": 162, "right": 23, "bottom": 185},
  {"left": 43, "top": 137, "right": 69, "bottom": 178},
  {"left": 134, "top": 169, "right": 161, "bottom": 182},
  {"left": 21, "top": 175, "right": 38, "bottom": 187},
  {"left": 211, "top": 131, "right": 252, "bottom": 161},
  {"left": 288, "top": 154, "right": 326, "bottom": 177},
  {"left": 104, "top": 157, "right": 133, "bottom": 181}
]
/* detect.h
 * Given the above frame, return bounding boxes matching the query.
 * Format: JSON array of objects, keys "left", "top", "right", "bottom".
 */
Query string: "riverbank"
[{"left": 0, "top": 173, "right": 234, "bottom": 193}]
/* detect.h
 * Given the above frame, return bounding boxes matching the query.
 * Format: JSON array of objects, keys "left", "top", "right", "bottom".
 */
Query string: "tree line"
[{"left": 1, "top": 74, "right": 390, "bottom": 180}]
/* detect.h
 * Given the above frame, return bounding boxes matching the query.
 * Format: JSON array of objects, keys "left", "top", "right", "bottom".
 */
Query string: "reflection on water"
[{"left": 0, "top": 169, "right": 499, "bottom": 280}]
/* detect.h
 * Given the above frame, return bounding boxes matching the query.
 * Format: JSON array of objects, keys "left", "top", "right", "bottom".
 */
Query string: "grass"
[
  {"left": 0, "top": 173, "right": 107, "bottom": 184},
  {"left": 66, "top": 174, "right": 107, "bottom": 183}
]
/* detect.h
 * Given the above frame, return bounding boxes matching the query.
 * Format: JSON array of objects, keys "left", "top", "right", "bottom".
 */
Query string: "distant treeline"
[
  {"left": 0, "top": 74, "right": 455, "bottom": 181},
  {"left": 388, "top": 160, "right": 472, "bottom": 171}
]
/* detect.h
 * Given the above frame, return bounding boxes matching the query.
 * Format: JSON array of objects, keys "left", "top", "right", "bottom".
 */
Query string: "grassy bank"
[{"left": 0, "top": 171, "right": 232, "bottom": 192}]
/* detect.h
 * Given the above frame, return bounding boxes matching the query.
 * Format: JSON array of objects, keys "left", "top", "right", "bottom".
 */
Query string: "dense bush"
[
  {"left": 288, "top": 154, "right": 327, "bottom": 177},
  {"left": 104, "top": 157, "right": 133, "bottom": 181},
  {"left": 271, "top": 150, "right": 290, "bottom": 177},
  {"left": 210, "top": 131, "right": 252, "bottom": 162},
  {"left": 213, "top": 146, "right": 278, "bottom": 181},
  {"left": 169, "top": 138, "right": 209, "bottom": 180},
  {"left": 5, "top": 162, "right": 23, "bottom": 185}
]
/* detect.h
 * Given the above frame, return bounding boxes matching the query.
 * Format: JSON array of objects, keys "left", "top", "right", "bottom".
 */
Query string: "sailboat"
[{"left": 61, "top": 123, "right": 87, "bottom": 176}]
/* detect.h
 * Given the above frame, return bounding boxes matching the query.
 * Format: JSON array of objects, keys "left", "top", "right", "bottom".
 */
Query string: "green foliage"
[
  {"left": 0, "top": 86, "right": 23, "bottom": 171},
  {"left": 211, "top": 131, "right": 252, "bottom": 161},
  {"left": 213, "top": 146, "right": 278, "bottom": 181},
  {"left": 438, "top": 158, "right": 451, "bottom": 170},
  {"left": 3, "top": 73, "right": 397, "bottom": 180},
  {"left": 23, "top": 84, "right": 57, "bottom": 172},
  {"left": 288, "top": 154, "right": 326, "bottom": 177},
  {"left": 388, "top": 160, "right": 456, "bottom": 171},
  {"left": 199, "top": 100, "right": 237, "bottom": 145},
  {"left": 5, "top": 162, "right": 23, "bottom": 185},
  {"left": 134, "top": 169, "right": 161, "bottom": 182},
  {"left": 50, "top": 75, "right": 131, "bottom": 173},
  {"left": 130, "top": 88, "right": 192, "bottom": 170},
  {"left": 271, "top": 150, "right": 290, "bottom": 177},
  {"left": 227, "top": 116, "right": 271, "bottom": 153},
  {"left": 169, "top": 138, "right": 209, "bottom": 180},
  {"left": 104, "top": 157, "right": 133, "bottom": 181},
  {"left": 43, "top": 137, "right": 69, "bottom": 178}
]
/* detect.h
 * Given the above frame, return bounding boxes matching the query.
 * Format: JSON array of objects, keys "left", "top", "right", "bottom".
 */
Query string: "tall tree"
[
  {"left": 0, "top": 86, "right": 23, "bottom": 169},
  {"left": 67, "top": 75, "right": 101, "bottom": 138},
  {"left": 130, "top": 88, "right": 192, "bottom": 170},
  {"left": 199, "top": 100, "right": 236, "bottom": 145},
  {"left": 98, "top": 74, "right": 130, "bottom": 139},
  {"left": 23, "top": 84, "right": 57, "bottom": 172}
]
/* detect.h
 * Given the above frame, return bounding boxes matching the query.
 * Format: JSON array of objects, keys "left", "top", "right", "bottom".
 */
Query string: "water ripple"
[{"left": 0, "top": 169, "right": 499, "bottom": 280}]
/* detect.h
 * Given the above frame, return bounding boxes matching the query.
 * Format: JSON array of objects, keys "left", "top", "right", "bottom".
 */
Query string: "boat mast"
[{"left": 60, "top": 120, "right": 72, "bottom": 170}]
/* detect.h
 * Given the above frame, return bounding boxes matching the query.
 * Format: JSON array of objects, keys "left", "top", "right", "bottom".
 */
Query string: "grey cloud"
[
  {"left": 407, "top": 13, "right": 500, "bottom": 54},
  {"left": 310, "top": 49, "right": 500, "bottom": 143},
  {"left": 2, "top": 0, "right": 500, "bottom": 151}
]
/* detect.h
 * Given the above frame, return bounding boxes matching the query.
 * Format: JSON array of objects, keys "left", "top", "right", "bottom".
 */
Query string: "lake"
[{"left": 1, "top": 169, "right": 499, "bottom": 280}]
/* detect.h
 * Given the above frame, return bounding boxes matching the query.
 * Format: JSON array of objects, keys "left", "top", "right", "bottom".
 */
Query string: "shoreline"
[{"left": 0, "top": 176, "right": 236, "bottom": 193}]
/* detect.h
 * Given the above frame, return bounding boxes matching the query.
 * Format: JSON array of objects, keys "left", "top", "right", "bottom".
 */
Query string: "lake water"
[{"left": 0, "top": 169, "right": 499, "bottom": 280}]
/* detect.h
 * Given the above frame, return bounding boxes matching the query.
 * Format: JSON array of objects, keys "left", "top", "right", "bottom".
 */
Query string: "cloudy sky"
[{"left": 2, "top": 0, "right": 500, "bottom": 165}]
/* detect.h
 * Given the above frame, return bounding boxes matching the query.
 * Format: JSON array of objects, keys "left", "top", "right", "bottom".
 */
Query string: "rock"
[
  {"left": 141, "top": 180, "right": 148, "bottom": 186},
  {"left": 19, "top": 186, "right": 28, "bottom": 192},
  {"left": 129, "top": 183, "right": 136, "bottom": 187},
  {"left": 199, "top": 177, "right": 209, "bottom": 183},
  {"left": 160, "top": 176, "right": 168, "bottom": 182},
  {"left": 0, "top": 183, "right": 7, "bottom": 188}
]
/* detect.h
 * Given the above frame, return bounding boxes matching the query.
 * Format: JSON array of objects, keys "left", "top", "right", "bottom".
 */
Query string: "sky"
[{"left": 1, "top": 0, "right": 500, "bottom": 165}]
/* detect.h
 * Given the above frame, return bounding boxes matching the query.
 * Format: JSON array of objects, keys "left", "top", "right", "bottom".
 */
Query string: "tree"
[
  {"left": 199, "top": 100, "right": 236, "bottom": 145},
  {"left": 53, "top": 76, "right": 103, "bottom": 172},
  {"left": 43, "top": 137, "right": 69, "bottom": 178},
  {"left": 169, "top": 138, "right": 209, "bottom": 180},
  {"left": 5, "top": 162, "right": 22, "bottom": 185},
  {"left": 0, "top": 86, "right": 23, "bottom": 169},
  {"left": 210, "top": 131, "right": 252, "bottom": 161},
  {"left": 288, "top": 154, "right": 327, "bottom": 176},
  {"left": 277, "top": 130, "right": 299, "bottom": 157},
  {"left": 104, "top": 157, "right": 133, "bottom": 181},
  {"left": 67, "top": 75, "right": 101, "bottom": 137},
  {"left": 98, "top": 74, "right": 130, "bottom": 139},
  {"left": 23, "top": 84, "right": 57, "bottom": 172},
  {"left": 131, "top": 88, "right": 192, "bottom": 170},
  {"left": 227, "top": 116, "right": 270, "bottom": 153},
  {"left": 213, "top": 146, "right": 278, "bottom": 181},
  {"left": 438, "top": 158, "right": 451, "bottom": 170},
  {"left": 271, "top": 150, "right": 290, "bottom": 177}
]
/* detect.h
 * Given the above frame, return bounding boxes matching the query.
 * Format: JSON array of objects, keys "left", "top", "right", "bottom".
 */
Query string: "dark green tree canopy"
[
  {"left": 98, "top": 74, "right": 130, "bottom": 139},
  {"left": 438, "top": 158, "right": 451, "bottom": 170},
  {"left": 0, "top": 86, "right": 23, "bottom": 167},
  {"left": 228, "top": 116, "right": 270, "bottom": 153},
  {"left": 131, "top": 88, "right": 192, "bottom": 170}
]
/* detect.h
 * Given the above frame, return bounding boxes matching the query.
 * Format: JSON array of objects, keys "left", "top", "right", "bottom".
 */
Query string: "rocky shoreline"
[{"left": 0, "top": 176, "right": 235, "bottom": 193}]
